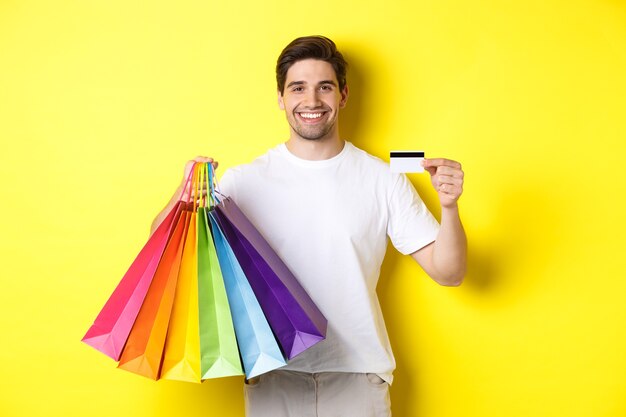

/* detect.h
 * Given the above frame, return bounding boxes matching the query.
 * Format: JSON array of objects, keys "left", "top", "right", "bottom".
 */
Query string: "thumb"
[{"left": 421, "top": 158, "right": 437, "bottom": 176}]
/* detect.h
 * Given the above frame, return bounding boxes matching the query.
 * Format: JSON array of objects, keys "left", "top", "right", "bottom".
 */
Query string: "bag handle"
[
  {"left": 208, "top": 162, "right": 220, "bottom": 206},
  {"left": 198, "top": 162, "right": 208, "bottom": 209},
  {"left": 200, "top": 162, "right": 220, "bottom": 208},
  {"left": 177, "top": 161, "right": 198, "bottom": 204},
  {"left": 184, "top": 161, "right": 222, "bottom": 209},
  {"left": 192, "top": 162, "right": 203, "bottom": 210},
  {"left": 206, "top": 162, "right": 226, "bottom": 204},
  {"left": 194, "top": 161, "right": 216, "bottom": 209}
]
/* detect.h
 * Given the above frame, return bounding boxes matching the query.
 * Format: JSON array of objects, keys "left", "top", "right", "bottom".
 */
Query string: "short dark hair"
[{"left": 276, "top": 35, "right": 348, "bottom": 94}]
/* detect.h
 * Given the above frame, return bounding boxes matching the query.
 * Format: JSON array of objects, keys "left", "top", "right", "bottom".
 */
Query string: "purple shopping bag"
[{"left": 212, "top": 197, "right": 327, "bottom": 359}]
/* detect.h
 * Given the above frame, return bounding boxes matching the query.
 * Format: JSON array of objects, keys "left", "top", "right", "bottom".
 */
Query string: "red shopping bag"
[
  {"left": 82, "top": 169, "right": 195, "bottom": 360},
  {"left": 116, "top": 206, "right": 189, "bottom": 378},
  {"left": 82, "top": 202, "right": 183, "bottom": 360}
]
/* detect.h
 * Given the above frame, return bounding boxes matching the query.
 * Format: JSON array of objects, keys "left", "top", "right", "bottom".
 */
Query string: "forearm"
[
  {"left": 150, "top": 185, "right": 184, "bottom": 235},
  {"left": 431, "top": 204, "right": 467, "bottom": 286},
  {"left": 411, "top": 157, "right": 466, "bottom": 285}
]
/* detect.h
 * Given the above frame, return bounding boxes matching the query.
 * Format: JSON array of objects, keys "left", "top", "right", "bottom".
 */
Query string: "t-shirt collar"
[{"left": 278, "top": 141, "right": 351, "bottom": 168}]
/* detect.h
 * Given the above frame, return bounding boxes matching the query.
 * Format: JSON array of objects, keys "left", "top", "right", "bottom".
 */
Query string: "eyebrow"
[{"left": 286, "top": 80, "right": 338, "bottom": 88}]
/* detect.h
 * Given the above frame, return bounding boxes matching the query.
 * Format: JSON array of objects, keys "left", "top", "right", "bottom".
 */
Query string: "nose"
[{"left": 302, "top": 88, "right": 322, "bottom": 108}]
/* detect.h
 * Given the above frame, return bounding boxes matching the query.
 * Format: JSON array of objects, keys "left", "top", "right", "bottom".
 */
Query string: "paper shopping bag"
[
  {"left": 209, "top": 212, "right": 287, "bottom": 378},
  {"left": 116, "top": 206, "right": 188, "bottom": 379},
  {"left": 196, "top": 205, "right": 243, "bottom": 379},
  {"left": 212, "top": 197, "right": 327, "bottom": 360},
  {"left": 82, "top": 201, "right": 183, "bottom": 360},
  {"left": 160, "top": 203, "right": 202, "bottom": 382}
]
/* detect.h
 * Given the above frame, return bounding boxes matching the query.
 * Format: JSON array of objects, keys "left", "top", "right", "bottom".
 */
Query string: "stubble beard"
[
  {"left": 289, "top": 110, "right": 336, "bottom": 141},
  {"left": 292, "top": 123, "right": 334, "bottom": 141}
]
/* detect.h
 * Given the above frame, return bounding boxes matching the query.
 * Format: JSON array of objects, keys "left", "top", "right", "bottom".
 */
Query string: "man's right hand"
[
  {"left": 151, "top": 156, "right": 219, "bottom": 235},
  {"left": 179, "top": 156, "right": 219, "bottom": 200}
]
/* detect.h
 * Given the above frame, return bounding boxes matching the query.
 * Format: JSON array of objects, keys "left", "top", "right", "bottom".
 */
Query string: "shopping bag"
[
  {"left": 85, "top": 160, "right": 328, "bottom": 383},
  {"left": 212, "top": 196, "right": 328, "bottom": 360},
  {"left": 193, "top": 160, "right": 242, "bottom": 379},
  {"left": 82, "top": 200, "right": 184, "bottom": 360},
  {"left": 209, "top": 212, "right": 287, "bottom": 378},
  {"left": 116, "top": 206, "right": 188, "bottom": 379},
  {"left": 197, "top": 205, "right": 243, "bottom": 379},
  {"left": 160, "top": 188, "right": 202, "bottom": 383}
]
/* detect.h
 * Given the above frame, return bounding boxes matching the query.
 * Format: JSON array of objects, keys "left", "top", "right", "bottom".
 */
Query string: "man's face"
[{"left": 278, "top": 59, "right": 348, "bottom": 141}]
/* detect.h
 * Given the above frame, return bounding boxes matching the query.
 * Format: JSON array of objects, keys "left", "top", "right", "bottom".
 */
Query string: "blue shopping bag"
[{"left": 209, "top": 212, "right": 287, "bottom": 378}]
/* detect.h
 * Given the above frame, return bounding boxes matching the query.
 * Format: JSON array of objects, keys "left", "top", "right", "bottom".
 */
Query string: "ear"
[
  {"left": 278, "top": 90, "right": 285, "bottom": 110},
  {"left": 339, "top": 84, "right": 349, "bottom": 109}
]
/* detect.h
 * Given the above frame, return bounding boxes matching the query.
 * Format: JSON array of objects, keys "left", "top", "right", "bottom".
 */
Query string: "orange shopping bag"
[
  {"left": 160, "top": 166, "right": 203, "bottom": 383},
  {"left": 116, "top": 206, "right": 189, "bottom": 379}
]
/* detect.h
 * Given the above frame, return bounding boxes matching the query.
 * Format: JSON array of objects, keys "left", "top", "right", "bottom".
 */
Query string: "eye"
[
  {"left": 320, "top": 85, "right": 333, "bottom": 91},
  {"left": 291, "top": 86, "right": 304, "bottom": 92}
]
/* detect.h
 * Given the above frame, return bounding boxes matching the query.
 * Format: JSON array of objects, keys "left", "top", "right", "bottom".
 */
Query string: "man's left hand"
[{"left": 422, "top": 158, "right": 464, "bottom": 208}]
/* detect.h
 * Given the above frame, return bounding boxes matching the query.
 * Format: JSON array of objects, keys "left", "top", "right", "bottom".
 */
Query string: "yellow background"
[{"left": 1, "top": 0, "right": 625, "bottom": 416}]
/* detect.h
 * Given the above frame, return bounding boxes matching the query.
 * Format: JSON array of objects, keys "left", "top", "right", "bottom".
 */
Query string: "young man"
[{"left": 153, "top": 36, "right": 466, "bottom": 417}]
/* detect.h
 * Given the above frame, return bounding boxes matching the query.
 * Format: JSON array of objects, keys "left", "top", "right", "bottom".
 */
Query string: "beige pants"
[{"left": 244, "top": 370, "right": 391, "bottom": 417}]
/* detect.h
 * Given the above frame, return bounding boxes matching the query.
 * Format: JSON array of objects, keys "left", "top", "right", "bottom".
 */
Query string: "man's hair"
[{"left": 276, "top": 35, "right": 348, "bottom": 94}]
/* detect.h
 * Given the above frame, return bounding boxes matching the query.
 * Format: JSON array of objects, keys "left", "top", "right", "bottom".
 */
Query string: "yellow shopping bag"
[{"left": 160, "top": 170, "right": 202, "bottom": 383}]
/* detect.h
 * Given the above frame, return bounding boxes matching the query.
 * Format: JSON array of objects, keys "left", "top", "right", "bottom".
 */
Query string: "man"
[{"left": 153, "top": 35, "right": 466, "bottom": 417}]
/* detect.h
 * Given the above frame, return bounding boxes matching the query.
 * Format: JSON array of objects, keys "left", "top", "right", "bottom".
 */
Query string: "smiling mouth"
[{"left": 296, "top": 111, "right": 327, "bottom": 122}]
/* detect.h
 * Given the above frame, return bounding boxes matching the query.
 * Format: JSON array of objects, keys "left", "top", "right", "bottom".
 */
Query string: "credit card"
[{"left": 390, "top": 151, "right": 425, "bottom": 173}]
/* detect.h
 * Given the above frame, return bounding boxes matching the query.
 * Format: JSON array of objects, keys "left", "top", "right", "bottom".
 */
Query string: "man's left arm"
[{"left": 411, "top": 158, "right": 467, "bottom": 286}]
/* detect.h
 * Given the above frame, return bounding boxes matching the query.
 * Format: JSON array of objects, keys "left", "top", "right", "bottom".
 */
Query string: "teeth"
[{"left": 300, "top": 113, "right": 323, "bottom": 119}]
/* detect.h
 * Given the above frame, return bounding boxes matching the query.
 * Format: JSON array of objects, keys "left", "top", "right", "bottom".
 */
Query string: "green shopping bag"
[{"left": 196, "top": 165, "right": 243, "bottom": 379}]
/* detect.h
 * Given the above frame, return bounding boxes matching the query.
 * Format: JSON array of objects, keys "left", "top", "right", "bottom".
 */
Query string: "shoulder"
[
  {"left": 344, "top": 143, "right": 425, "bottom": 206},
  {"left": 343, "top": 142, "right": 402, "bottom": 186},
  {"left": 224, "top": 145, "right": 280, "bottom": 175},
  {"left": 345, "top": 142, "right": 388, "bottom": 169},
  {"left": 218, "top": 145, "right": 281, "bottom": 196}
]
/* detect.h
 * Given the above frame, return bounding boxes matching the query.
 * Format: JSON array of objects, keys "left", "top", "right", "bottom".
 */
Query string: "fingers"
[
  {"left": 423, "top": 159, "right": 463, "bottom": 179},
  {"left": 181, "top": 156, "right": 219, "bottom": 199},
  {"left": 422, "top": 158, "right": 461, "bottom": 170},
  {"left": 435, "top": 174, "right": 463, "bottom": 186},
  {"left": 437, "top": 182, "right": 463, "bottom": 195},
  {"left": 433, "top": 175, "right": 463, "bottom": 194},
  {"left": 184, "top": 156, "right": 219, "bottom": 178},
  {"left": 421, "top": 157, "right": 464, "bottom": 206},
  {"left": 434, "top": 165, "right": 463, "bottom": 177},
  {"left": 187, "top": 156, "right": 219, "bottom": 169}
]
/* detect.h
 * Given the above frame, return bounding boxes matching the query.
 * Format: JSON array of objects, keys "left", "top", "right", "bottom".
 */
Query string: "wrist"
[{"left": 441, "top": 202, "right": 459, "bottom": 213}]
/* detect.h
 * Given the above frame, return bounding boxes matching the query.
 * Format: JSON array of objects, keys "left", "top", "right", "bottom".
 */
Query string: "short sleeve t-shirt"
[{"left": 219, "top": 141, "right": 440, "bottom": 383}]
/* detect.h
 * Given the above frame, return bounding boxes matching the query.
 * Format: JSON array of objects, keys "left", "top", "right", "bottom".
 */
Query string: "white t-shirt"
[{"left": 219, "top": 141, "right": 440, "bottom": 384}]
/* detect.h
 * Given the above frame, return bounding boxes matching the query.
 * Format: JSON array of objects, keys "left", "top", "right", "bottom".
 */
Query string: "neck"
[{"left": 285, "top": 136, "right": 345, "bottom": 161}]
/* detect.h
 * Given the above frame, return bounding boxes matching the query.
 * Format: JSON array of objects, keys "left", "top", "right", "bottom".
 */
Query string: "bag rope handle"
[
  {"left": 177, "top": 161, "right": 197, "bottom": 204},
  {"left": 179, "top": 160, "right": 222, "bottom": 209}
]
